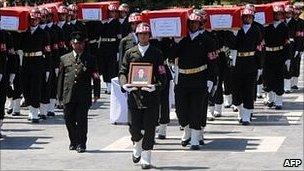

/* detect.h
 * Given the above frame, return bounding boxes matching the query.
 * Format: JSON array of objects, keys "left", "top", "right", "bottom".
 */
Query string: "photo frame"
[{"left": 128, "top": 62, "right": 153, "bottom": 87}]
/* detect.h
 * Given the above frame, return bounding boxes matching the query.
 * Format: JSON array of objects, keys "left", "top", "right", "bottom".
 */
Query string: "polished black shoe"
[
  {"left": 199, "top": 139, "right": 205, "bottom": 145},
  {"left": 257, "top": 95, "right": 263, "bottom": 99},
  {"left": 132, "top": 154, "right": 141, "bottom": 163},
  {"left": 291, "top": 85, "right": 298, "bottom": 90},
  {"left": 267, "top": 102, "right": 274, "bottom": 108},
  {"left": 238, "top": 119, "right": 243, "bottom": 124},
  {"left": 76, "top": 145, "right": 86, "bottom": 153},
  {"left": 179, "top": 126, "right": 184, "bottom": 131},
  {"left": 39, "top": 114, "right": 47, "bottom": 120},
  {"left": 12, "top": 112, "right": 20, "bottom": 116},
  {"left": 31, "top": 119, "right": 39, "bottom": 123},
  {"left": 69, "top": 145, "right": 77, "bottom": 150},
  {"left": 158, "top": 134, "right": 166, "bottom": 140},
  {"left": 7, "top": 109, "right": 13, "bottom": 114},
  {"left": 47, "top": 112, "right": 55, "bottom": 116},
  {"left": 232, "top": 107, "right": 238, "bottom": 112},
  {"left": 141, "top": 164, "right": 152, "bottom": 169},
  {"left": 242, "top": 121, "right": 250, "bottom": 126},
  {"left": 190, "top": 145, "right": 200, "bottom": 150},
  {"left": 275, "top": 105, "right": 282, "bottom": 110},
  {"left": 0, "top": 133, "right": 3, "bottom": 139},
  {"left": 224, "top": 105, "right": 231, "bottom": 108},
  {"left": 181, "top": 138, "right": 191, "bottom": 147}
]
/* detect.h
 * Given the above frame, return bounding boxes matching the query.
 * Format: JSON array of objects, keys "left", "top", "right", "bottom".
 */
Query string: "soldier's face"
[
  {"left": 30, "top": 18, "right": 40, "bottom": 27},
  {"left": 242, "top": 15, "right": 253, "bottom": 24},
  {"left": 274, "top": 12, "right": 283, "bottom": 21},
  {"left": 138, "top": 33, "right": 150, "bottom": 45},
  {"left": 40, "top": 15, "right": 47, "bottom": 24},
  {"left": 72, "top": 41, "right": 85, "bottom": 54},
  {"left": 58, "top": 13, "right": 66, "bottom": 21},
  {"left": 189, "top": 21, "right": 200, "bottom": 33},
  {"left": 120, "top": 11, "right": 127, "bottom": 18},
  {"left": 109, "top": 11, "right": 119, "bottom": 19},
  {"left": 131, "top": 22, "right": 139, "bottom": 32},
  {"left": 285, "top": 12, "right": 293, "bottom": 18}
]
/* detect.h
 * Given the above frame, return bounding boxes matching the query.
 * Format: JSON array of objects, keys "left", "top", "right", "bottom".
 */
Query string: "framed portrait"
[{"left": 128, "top": 62, "right": 153, "bottom": 87}]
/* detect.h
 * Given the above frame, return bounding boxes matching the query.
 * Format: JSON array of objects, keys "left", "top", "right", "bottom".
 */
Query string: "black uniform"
[
  {"left": 264, "top": 22, "right": 290, "bottom": 96},
  {"left": 291, "top": 18, "right": 304, "bottom": 78},
  {"left": 230, "top": 25, "right": 262, "bottom": 110},
  {"left": 61, "top": 21, "right": 75, "bottom": 52},
  {"left": 119, "top": 45, "right": 167, "bottom": 150},
  {"left": 6, "top": 31, "right": 22, "bottom": 103},
  {"left": 57, "top": 51, "right": 98, "bottom": 149},
  {"left": 98, "top": 19, "right": 121, "bottom": 83},
  {"left": 86, "top": 21, "right": 101, "bottom": 98},
  {"left": 19, "top": 27, "right": 51, "bottom": 108},
  {"left": 284, "top": 18, "right": 296, "bottom": 81},
  {"left": 120, "top": 17, "right": 130, "bottom": 38},
  {"left": 46, "top": 23, "right": 61, "bottom": 103},
  {"left": 0, "top": 30, "right": 14, "bottom": 120},
  {"left": 174, "top": 32, "right": 217, "bottom": 130}
]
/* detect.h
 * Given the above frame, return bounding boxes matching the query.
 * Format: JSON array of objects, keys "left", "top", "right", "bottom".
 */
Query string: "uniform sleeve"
[
  {"left": 118, "top": 39, "right": 125, "bottom": 69},
  {"left": 154, "top": 49, "right": 167, "bottom": 92},
  {"left": 283, "top": 25, "right": 292, "bottom": 61},
  {"left": 6, "top": 32, "right": 17, "bottom": 74},
  {"left": 118, "top": 49, "right": 130, "bottom": 88},
  {"left": 205, "top": 35, "right": 219, "bottom": 83},
  {"left": 57, "top": 58, "right": 65, "bottom": 101},
  {"left": 43, "top": 31, "right": 52, "bottom": 72},
  {"left": 254, "top": 27, "right": 264, "bottom": 69}
]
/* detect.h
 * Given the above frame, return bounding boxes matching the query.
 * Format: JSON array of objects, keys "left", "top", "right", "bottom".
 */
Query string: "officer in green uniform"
[{"left": 57, "top": 31, "right": 99, "bottom": 153}]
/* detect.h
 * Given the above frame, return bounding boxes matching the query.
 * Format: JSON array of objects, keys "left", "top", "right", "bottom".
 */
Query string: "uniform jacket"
[
  {"left": 118, "top": 33, "right": 138, "bottom": 68},
  {"left": 57, "top": 51, "right": 98, "bottom": 105},
  {"left": 119, "top": 45, "right": 167, "bottom": 109}
]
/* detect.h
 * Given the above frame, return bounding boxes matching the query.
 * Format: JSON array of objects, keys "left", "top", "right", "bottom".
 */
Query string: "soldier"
[
  {"left": 119, "top": 23, "right": 167, "bottom": 169},
  {"left": 263, "top": 5, "right": 291, "bottom": 110},
  {"left": 38, "top": 8, "right": 52, "bottom": 120},
  {"left": 174, "top": 12, "right": 218, "bottom": 150},
  {"left": 57, "top": 5, "right": 74, "bottom": 52},
  {"left": 18, "top": 8, "right": 51, "bottom": 123},
  {"left": 119, "top": 3, "right": 130, "bottom": 38},
  {"left": 118, "top": 12, "right": 142, "bottom": 68},
  {"left": 0, "top": 28, "right": 15, "bottom": 138},
  {"left": 68, "top": 4, "right": 88, "bottom": 39},
  {"left": 290, "top": 5, "right": 304, "bottom": 90},
  {"left": 98, "top": 3, "right": 121, "bottom": 94},
  {"left": 6, "top": 30, "right": 22, "bottom": 116},
  {"left": 45, "top": 7, "right": 61, "bottom": 117},
  {"left": 229, "top": 8, "right": 262, "bottom": 125},
  {"left": 57, "top": 31, "right": 99, "bottom": 153},
  {"left": 284, "top": 5, "right": 296, "bottom": 93}
]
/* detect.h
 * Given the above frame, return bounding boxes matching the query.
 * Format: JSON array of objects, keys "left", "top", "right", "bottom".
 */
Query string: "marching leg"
[
  {"left": 237, "top": 105, "right": 243, "bottom": 123},
  {"left": 190, "top": 129, "right": 201, "bottom": 150},
  {"left": 132, "top": 139, "right": 143, "bottom": 163},
  {"left": 214, "top": 104, "right": 223, "bottom": 117},
  {"left": 284, "top": 79, "right": 292, "bottom": 93},
  {"left": 6, "top": 98, "right": 13, "bottom": 114},
  {"left": 181, "top": 125, "right": 191, "bottom": 147},
  {"left": 207, "top": 106, "right": 215, "bottom": 121},
  {"left": 12, "top": 98, "right": 21, "bottom": 116}
]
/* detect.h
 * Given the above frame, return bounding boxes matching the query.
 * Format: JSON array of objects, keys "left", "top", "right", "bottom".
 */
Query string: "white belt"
[{"left": 24, "top": 51, "right": 43, "bottom": 57}]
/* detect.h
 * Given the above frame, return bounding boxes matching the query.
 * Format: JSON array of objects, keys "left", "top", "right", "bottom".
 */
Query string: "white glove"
[
  {"left": 207, "top": 80, "right": 213, "bottom": 93},
  {"left": 300, "top": 51, "right": 304, "bottom": 58},
  {"left": 46, "top": 71, "right": 50, "bottom": 82},
  {"left": 174, "top": 65, "right": 179, "bottom": 85},
  {"left": 229, "top": 50, "right": 237, "bottom": 66},
  {"left": 141, "top": 85, "right": 156, "bottom": 92},
  {"left": 55, "top": 68, "right": 59, "bottom": 77},
  {"left": 174, "top": 37, "right": 182, "bottom": 43},
  {"left": 285, "top": 59, "right": 291, "bottom": 71},
  {"left": 116, "top": 53, "right": 119, "bottom": 61},
  {"left": 17, "top": 50, "right": 24, "bottom": 66},
  {"left": 9, "top": 74, "right": 15, "bottom": 85},
  {"left": 294, "top": 51, "right": 299, "bottom": 58},
  {"left": 122, "top": 84, "right": 138, "bottom": 93},
  {"left": 0, "top": 74, "right": 2, "bottom": 82},
  {"left": 257, "top": 69, "right": 263, "bottom": 80},
  {"left": 117, "top": 34, "right": 122, "bottom": 39}
]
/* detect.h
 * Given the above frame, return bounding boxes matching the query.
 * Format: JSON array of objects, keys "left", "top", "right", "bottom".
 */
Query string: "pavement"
[{"left": 1, "top": 58, "right": 304, "bottom": 171}]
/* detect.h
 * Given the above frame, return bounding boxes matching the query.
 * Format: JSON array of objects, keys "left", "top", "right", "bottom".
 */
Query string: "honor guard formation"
[{"left": 0, "top": 0, "right": 303, "bottom": 170}]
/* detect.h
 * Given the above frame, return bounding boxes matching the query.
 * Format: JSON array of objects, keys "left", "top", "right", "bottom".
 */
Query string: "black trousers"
[
  {"left": 6, "top": 70, "right": 22, "bottom": 100},
  {"left": 159, "top": 78, "right": 170, "bottom": 124},
  {"left": 263, "top": 55, "right": 285, "bottom": 96},
  {"left": 49, "top": 70, "right": 58, "bottom": 99},
  {"left": 22, "top": 60, "right": 44, "bottom": 108},
  {"left": 129, "top": 105, "right": 159, "bottom": 150},
  {"left": 223, "top": 68, "right": 233, "bottom": 95},
  {"left": 209, "top": 79, "right": 224, "bottom": 106},
  {"left": 175, "top": 86, "right": 207, "bottom": 130},
  {"left": 40, "top": 73, "right": 50, "bottom": 104},
  {"left": 231, "top": 71, "right": 257, "bottom": 109},
  {"left": 101, "top": 54, "right": 118, "bottom": 83},
  {"left": 0, "top": 77, "right": 8, "bottom": 120},
  {"left": 291, "top": 55, "right": 301, "bottom": 77},
  {"left": 64, "top": 102, "right": 89, "bottom": 147}
]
